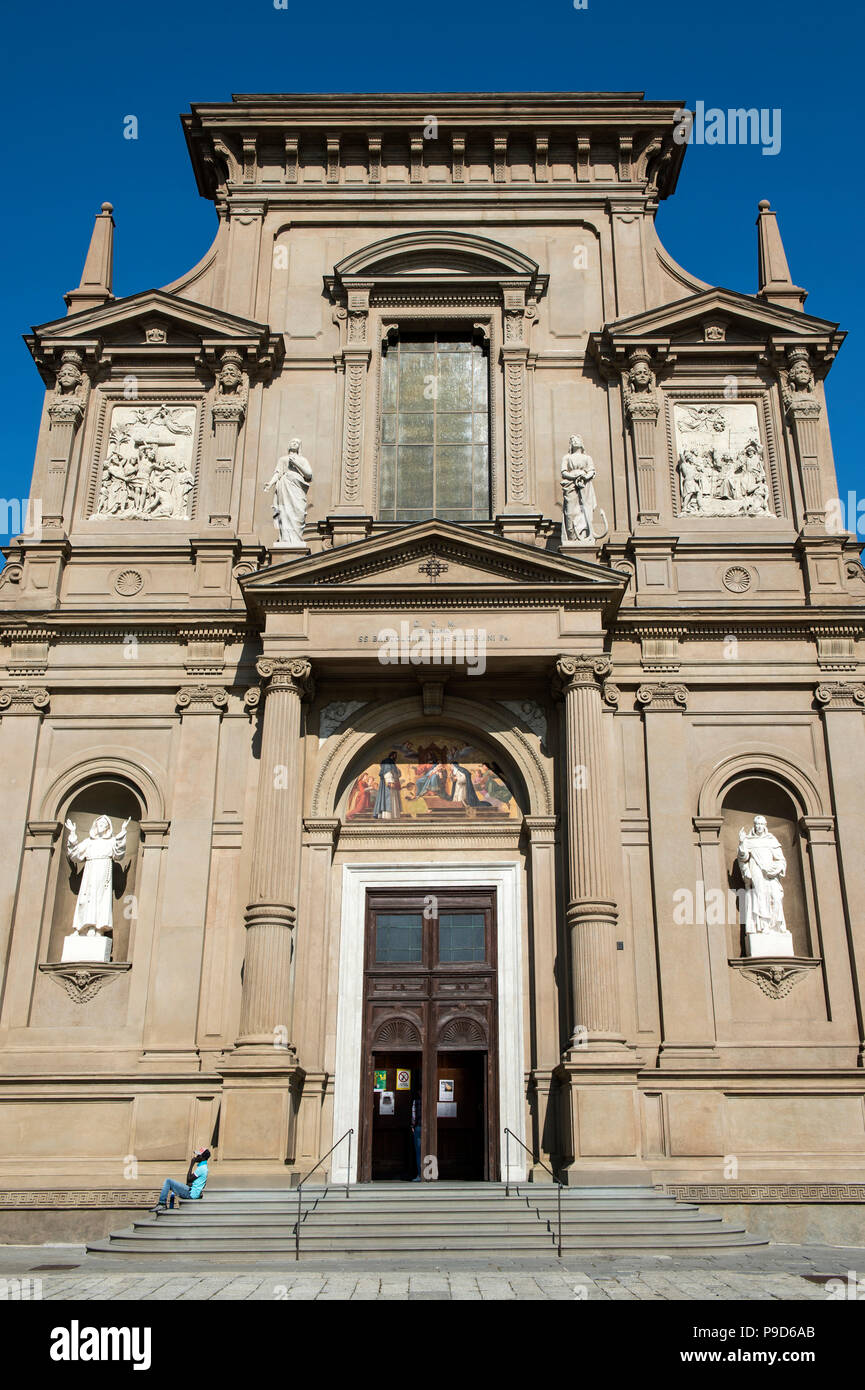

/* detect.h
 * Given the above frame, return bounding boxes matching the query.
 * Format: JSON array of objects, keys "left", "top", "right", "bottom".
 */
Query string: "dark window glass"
[
  {"left": 375, "top": 912, "right": 423, "bottom": 963},
  {"left": 438, "top": 912, "right": 486, "bottom": 963},
  {"left": 378, "top": 332, "right": 490, "bottom": 522}
]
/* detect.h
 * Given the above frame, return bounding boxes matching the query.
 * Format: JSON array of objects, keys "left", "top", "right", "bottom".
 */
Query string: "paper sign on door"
[{"left": 396, "top": 1069, "right": 411, "bottom": 1090}]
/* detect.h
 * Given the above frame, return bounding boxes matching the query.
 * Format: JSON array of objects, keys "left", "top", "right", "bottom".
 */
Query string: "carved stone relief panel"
[
  {"left": 673, "top": 401, "right": 772, "bottom": 518},
  {"left": 91, "top": 403, "right": 198, "bottom": 520}
]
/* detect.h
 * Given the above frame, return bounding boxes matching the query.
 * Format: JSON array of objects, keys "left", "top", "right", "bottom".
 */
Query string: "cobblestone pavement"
[{"left": 2, "top": 1244, "right": 864, "bottom": 1300}]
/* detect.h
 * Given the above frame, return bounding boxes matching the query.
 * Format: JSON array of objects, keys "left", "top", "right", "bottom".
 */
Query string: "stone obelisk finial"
[
  {"left": 64, "top": 202, "right": 115, "bottom": 315},
  {"left": 756, "top": 199, "right": 807, "bottom": 311}
]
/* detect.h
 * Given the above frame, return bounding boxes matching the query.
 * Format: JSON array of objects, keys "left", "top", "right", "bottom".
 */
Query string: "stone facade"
[{"left": 2, "top": 92, "right": 864, "bottom": 1223}]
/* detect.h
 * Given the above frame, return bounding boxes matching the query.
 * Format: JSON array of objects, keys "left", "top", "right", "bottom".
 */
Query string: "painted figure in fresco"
[
  {"left": 373, "top": 753, "right": 403, "bottom": 820},
  {"left": 347, "top": 771, "right": 376, "bottom": 818},
  {"left": 65, "top": 815, "right": 129, "bottom": 935},
  {"left": 447, "top": 763, "right": 482, "bottom": 808},
  {"left": 345, "top": 739, "right": 517, "bottom": 821},
  {"left": 472, "top": 765, "right": 513, "bottom": 811}
]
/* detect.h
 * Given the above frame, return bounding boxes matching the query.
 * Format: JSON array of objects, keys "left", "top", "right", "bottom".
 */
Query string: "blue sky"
[{"left": 2, "top": 0, "right": 862, "bottom": 547}]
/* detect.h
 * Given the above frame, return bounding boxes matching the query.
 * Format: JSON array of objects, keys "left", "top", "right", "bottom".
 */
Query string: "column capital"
[
  {"left": 0, "top": 685, "right": 50, "bottom": 716},
  {"left": 256, "top": 656, "right": 314, "bottom": 700},
  {"left": 815, "top": 680, "right": 865, "bottom": 711},
  {"left": 175, "top": 684, "right": 229, "bottom": 715},
  {"left": 553, "top": 653, "right": 612, "bottom": 695},
  {"left": 523, "top": 815, "right": 558, "bottom": 845},
  {"left": 636, "top": 680, "right": 689, "bottom": 712}
]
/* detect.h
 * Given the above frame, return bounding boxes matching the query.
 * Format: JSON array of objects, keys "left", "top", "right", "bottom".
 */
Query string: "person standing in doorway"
[{"left": 411, "top": 1093, "right": 422, "bottom": 1181}]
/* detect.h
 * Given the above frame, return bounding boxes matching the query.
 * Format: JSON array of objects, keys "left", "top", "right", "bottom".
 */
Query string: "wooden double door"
[{"left": 360, "top": 888, "right": 498, "bottom": 1182}]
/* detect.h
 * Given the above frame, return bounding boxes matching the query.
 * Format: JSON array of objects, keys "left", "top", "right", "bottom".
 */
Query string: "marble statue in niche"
[
  {"left": 95, "top": 404, "right": 196, "bottom": 519},
  {"left": 737, "top": 814, "right": 794, "bottom": 958},
  {"left": 263, "top": 438, "right": 312, "bottom": 548},
  {"left": 674, "top": 402, "right": 771, "bottom": 517},
  {"left": 560, "top": 435, "right": 606, "bottom": 542},
  {"left": 62, "top": 814, "right": 129, "bottom": 963}
]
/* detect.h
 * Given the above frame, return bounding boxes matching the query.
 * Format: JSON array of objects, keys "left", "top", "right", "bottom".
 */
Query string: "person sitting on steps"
[{"left": 150, "top": 1147, "right": 210, "bottom": 1213}]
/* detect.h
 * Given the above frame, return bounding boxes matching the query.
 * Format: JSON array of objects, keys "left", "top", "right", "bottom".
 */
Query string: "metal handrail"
[
  {"left": 294, "top": 1128, "right": 354, "bottom": 1261},
  {"left": 504, "top": 1127, "right": 563, "bottom": 1258}
]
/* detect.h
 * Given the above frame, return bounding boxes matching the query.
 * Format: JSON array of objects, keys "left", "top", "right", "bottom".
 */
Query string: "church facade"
[{"left": 3, "top": 91, "right": 865, "bottom": 1240}]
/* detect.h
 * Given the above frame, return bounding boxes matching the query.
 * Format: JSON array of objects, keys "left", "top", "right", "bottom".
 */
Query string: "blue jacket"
[{"left": 188, "top": 1160, "right": 208, "bottom": 1199}]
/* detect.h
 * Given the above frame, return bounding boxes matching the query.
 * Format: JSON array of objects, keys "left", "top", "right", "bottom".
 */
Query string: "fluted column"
[
  {"left": 554, "top": 655, "right": 625, "bottom": 1053},
  {"left": 235, "top": 656, "right": 313, "bottom": 1052}
]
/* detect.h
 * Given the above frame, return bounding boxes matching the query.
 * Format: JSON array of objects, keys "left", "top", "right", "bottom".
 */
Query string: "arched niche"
[
  {"left": 336, "top": 727, "right": 526, "bottom": 825},
  {"left": 720, "top": 776, "right": 811, "bottom": 958},
  {"left": 48, "top": 777, "right": 144, "bottom": 964}
]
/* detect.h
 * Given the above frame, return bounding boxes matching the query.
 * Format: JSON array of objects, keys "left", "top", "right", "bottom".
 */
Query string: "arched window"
[
  {"left": 721, "top": 777, "right": 810, "bottom": 957},
  {"left": 48, "top": 779, "right": 142, "bottom": 964}
]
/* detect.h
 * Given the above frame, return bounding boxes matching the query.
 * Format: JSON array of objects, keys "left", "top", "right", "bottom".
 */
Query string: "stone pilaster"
[
  {"left": 788, "top": 396, "right": 824, "bottom": 524},
  {"left": 637, "top": 681, "right": 717, "bottom": 1066},
  {"left": 814, "top": 681, "right": 865, "bottom": 1061},
  {"left": 140, "top": 685, "right": 227, "bottom": 1069},
  {"left": 332, "top": 284, "right": 372, "bottom": 519},
  {"left": 0, "top": 686, "right": 49, "bottom": 1013},
  {"left": 500, "top": 284, "right": 534, "bottom": 514},
  {"left": 553, "top": 655, "right": 626, "bottom": 1056},
  {"left": 44, "top": 397, "right": 85, "bottom": 527},
  {"left": 234, "top": 656, "right": 313, "bottom": 1055},
  {"left": 621, "top": 357, "right": 661, "bottom": 524},
  {"left": 209, "top": 379, "right": 246, "bottom": 527}
]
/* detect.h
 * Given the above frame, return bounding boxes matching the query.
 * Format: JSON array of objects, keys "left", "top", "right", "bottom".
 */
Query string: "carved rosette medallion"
[{"left": 723, "top": 565, "right": 752, "bottom": 593}]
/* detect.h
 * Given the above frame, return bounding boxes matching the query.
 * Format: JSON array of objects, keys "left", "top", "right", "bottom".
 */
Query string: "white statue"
[
  {"left": 65, "top": 815, "right": 129, "bottom": 937},
  {"left": 737, "top": 815, "right": 793, "bottom": 956},
  {"left": 561, "top": 435, "right": 604, "bottom": 543},
  {"left": 263, "top": 438, "right": 312, "bottom": 548}
]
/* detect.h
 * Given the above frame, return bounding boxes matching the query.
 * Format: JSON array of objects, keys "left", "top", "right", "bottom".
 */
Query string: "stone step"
[
  {"left": 89, "top": 1183, "right": 767, "bottom": 1257},
  {"left": 127, "top": 1206, "right": 717, "bottom": 1228},
  {"left": 176, "top": 1199, "right": 690, "bottom": 1218},
  {"left": 88, "top": 1230, "right": 764, "bottom": 1255}
]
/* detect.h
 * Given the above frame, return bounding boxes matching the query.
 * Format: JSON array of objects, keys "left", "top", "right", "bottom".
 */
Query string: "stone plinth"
[{"left": 60, "top": 933, "right": 112, "bottom": 963}]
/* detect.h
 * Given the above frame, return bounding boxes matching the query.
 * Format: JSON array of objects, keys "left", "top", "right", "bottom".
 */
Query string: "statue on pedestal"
[
  {"left": 560, "top": 435, "right": 605, "bottom": 542},
  {"left": 65, "top": 815, "right": 129, "bottom": 948},
  {"left": 737, "top": 815, "right": 793, "bottom": 956},
  {"left": 263, "top": 438, "right": 312, "bottom": 548}
]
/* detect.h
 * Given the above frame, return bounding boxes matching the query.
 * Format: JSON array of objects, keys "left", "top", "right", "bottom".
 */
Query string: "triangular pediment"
[
  {"left": 242, "top": 520, "right": 626, "bottom": 611},
  {"left": 26, "top": 289, "right": 283, "bottom": 379},
  {"left": 592, "top": 287, "right": 844, "bottom": 360}
]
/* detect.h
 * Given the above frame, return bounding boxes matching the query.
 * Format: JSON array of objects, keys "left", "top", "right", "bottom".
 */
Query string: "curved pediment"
[{"left": 326, "top": 230, "right": 548, "bottom": 296}]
